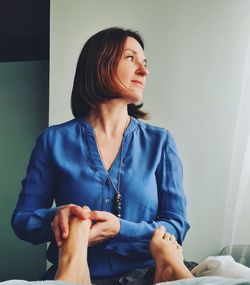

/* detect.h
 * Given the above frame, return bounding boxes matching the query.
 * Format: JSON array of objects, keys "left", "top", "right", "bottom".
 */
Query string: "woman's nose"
[{"left": 136, "top": 64, "right": 149, "bottom": 77}]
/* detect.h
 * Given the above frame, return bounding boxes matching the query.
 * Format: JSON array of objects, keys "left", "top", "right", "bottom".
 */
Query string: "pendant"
[{"left": 115, "top": 192, "right": 122, "bottom": 218}]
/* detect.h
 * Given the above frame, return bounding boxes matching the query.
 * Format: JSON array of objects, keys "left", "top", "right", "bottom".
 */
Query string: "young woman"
[{"left": 12, "top": 27, "right": 190, "bottom": 284}]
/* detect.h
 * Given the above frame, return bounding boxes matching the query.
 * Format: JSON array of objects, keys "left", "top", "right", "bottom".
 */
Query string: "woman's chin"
[{"left": 121, "top": 92, "right": 143, "bottom": 104}]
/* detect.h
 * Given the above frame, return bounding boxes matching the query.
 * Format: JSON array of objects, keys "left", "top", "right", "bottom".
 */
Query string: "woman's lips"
[{"left": 131, "top": 80, "right": 144, "bottom": 87}]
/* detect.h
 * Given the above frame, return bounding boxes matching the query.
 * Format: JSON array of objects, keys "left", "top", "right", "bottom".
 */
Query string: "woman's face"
[{"left": 115, "top": 37, "right": 149, "bottom": 103}]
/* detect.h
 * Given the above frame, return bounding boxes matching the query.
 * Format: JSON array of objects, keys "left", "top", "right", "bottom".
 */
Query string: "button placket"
[{"left": 105, "top": 178, "right": 110, "bottom": 204}]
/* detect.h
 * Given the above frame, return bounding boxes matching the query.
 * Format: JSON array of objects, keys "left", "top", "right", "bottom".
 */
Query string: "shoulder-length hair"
[{"left": 71, "top": 27, "right": 148, "bottom": 119}]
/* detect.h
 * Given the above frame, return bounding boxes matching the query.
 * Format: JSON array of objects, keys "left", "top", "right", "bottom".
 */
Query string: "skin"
[
  {"left": 55, "top": 219, "right": 193, "bottom": 284},
  {"left": 54, "top": 213, "right": 92, "bottom": 284},
  {"left": 115, "top": 36, "right": 149, "bottom": 103},
  {"left": 150, "top": 226, "right": 193, "bottom": 283},
  {"left": 51, "top": 36, "right": 149, "bottom": 247}
]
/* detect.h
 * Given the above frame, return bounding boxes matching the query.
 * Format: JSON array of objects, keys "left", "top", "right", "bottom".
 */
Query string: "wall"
[
  {"left": 0, "top": 61, "right": 48, "bottom": 280},
  {"left": 50, "top": 0, "right": 250, "bottom": 262}
]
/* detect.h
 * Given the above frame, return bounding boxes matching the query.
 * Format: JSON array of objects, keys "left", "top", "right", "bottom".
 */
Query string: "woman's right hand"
[{"left": 51, "top": 204, "right": 91, "bottom": 247}]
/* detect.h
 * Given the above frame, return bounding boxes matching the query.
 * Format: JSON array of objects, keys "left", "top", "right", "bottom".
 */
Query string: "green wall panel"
[{"left": 0, "top": 61, "right": 49, "bottom": 281}]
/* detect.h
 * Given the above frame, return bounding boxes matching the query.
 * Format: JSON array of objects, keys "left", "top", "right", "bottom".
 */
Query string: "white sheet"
[
  {"left": 191, "top": 256, "right": 250, "bottom": 279},
  {"left": 0, "top": 281, "right": 69, "bottom": 285},
  {"left": 2, "top": 257, "right": 250, "bottom": 285},
  {"left": 1, "top": 277, "right": 250, "bottom": 285}
]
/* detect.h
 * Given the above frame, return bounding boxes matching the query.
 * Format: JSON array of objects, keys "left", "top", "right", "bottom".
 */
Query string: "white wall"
[{"left": 50, "top": 0, "right": 250, "bottom": 262}]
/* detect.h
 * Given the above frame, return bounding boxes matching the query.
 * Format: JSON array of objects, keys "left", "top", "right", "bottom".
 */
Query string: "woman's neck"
[{"left": 87, "top": 102, "right": 130, "bottom": 138}]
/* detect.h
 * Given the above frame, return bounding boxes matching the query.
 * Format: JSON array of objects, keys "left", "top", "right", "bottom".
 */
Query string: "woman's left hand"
[{"left": 88, "top": 211, "right": 120, "bottom": 246}]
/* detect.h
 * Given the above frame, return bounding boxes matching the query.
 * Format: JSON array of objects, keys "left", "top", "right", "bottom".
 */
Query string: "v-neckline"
[
  {"left": 94, "top": 134, "right": 122, "bottom": 175},
  {"left": 92, "top": 130, "right": 124, "bottom": 173},
  {"left": 82, "top": 116, "right": 136, "bottom": 181},
  {"left": 86, "top": 125, "right": 125, "bottom": 180}
]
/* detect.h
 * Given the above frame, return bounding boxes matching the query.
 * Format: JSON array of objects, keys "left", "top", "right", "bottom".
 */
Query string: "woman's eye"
[{"left": 126, "top": 55, "right": 134, "bottom": 61}]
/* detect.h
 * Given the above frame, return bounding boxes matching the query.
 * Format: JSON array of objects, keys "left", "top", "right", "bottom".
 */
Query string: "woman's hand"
[
  {"left": 51, "top": 204, "right": 91, "bottom": 247},
  {"left": 88, "top": 211, "right": 120, "bottom": 246}
]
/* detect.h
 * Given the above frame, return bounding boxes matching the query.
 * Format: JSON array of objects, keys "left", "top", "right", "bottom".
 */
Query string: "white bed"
[
  {"left": 2, "top": 255, "right": 250, "bottom": 285},
  {"left": 1, "top": 277, "right": 250, "bottom": 285}
]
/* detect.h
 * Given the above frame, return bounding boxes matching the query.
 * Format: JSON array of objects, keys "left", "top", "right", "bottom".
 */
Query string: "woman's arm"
[
  {"left": 106, "top": 131, "right": 190, "bottom": 258},
  {"left": 11, "top": 130, "right": 56, "bottom": 244},
  {"left": 12, "top": 129, "right": 92, "bottom": 245}
]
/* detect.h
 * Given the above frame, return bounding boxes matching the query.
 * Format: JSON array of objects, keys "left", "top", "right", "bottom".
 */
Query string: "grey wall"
[
  {"left": 0, "top": 61, "right": 48, "bottom": 281},
  {"left": 49, "top": 0, "right": 250, "bottom": 262}
]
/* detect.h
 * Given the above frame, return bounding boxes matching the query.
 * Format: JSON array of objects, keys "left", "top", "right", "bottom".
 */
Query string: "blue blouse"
[{"left": 11, "top": 117, "right": 190, "bottom": 278}]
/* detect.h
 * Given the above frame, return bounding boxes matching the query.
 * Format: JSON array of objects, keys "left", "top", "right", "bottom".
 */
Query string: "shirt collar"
[{"left": 78, "top": 116, "right": 138, "bottom": 137}]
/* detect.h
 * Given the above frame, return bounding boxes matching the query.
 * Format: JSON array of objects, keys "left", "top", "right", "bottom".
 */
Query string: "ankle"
[{"left": 161, "top": 266, "right": 175, "bottom": 282}]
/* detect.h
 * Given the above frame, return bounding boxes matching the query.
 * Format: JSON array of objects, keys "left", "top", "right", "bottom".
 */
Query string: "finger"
[
  {"left": 89, "top": 222, "right": 106, "bottom": 235},
  {"left": 59, "top": 213, "right": 69, "bottom": 239},
  {"left": 51, "top": 215, "right": 57, "bottom": 232},
  {"left": 82, "top": 205, "right": 91, "bottom": 211},
  {"left": 52, "top": 216, "right": 62, "bottom": 246},
  {"left": 55, "top": 226, "right": 63, "bottom": 247},
  {"left": 82, "top": 206, "right": 91, "bottom": 219},
  {"left": 70, "top": 205, "right": 90, "bottom": 219},
  {"left": 90, "top": 210, "right": 109, "bottom": 221},
  {"left": 88, "top": 222, "right": 107, "bottom": 241}
]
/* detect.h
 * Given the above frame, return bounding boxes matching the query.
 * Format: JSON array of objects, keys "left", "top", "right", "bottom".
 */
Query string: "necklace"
[{"left": 91, "top": 116, "right": 129, "bottom": 218}]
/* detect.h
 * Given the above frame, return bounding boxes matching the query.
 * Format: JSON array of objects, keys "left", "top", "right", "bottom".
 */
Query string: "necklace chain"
[{"left": 91, "top": 116, "right": 129, "bottom": 218}]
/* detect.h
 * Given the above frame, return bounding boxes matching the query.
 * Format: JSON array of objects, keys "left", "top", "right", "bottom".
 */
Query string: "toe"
[
  {"left": 153, "top": 226, "right": 166, "bottom": 239},
  {"left": 177, "top": 244, "right": 183, "bottom": 251},
  {"left": 170, "top": 235, "right": 176, "bottom": 241},
  {"left": 163, "top": 232, "right": 171, "bottom": 240}
]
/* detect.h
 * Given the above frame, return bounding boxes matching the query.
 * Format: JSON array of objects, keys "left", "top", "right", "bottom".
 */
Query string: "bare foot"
[
  {"left": 150, "top": 226, "right": 193, "bottom": 284},
  {"left": 54, "top": 215, "right": 92, "bottom": 284}
]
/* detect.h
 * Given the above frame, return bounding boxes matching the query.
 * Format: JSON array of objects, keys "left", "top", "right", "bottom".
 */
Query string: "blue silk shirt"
[{"left": 11, "top": 117, "right": 190, "bottom": 278}]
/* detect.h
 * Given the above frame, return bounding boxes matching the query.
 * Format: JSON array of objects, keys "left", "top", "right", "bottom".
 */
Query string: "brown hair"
[{"left": 71, "top": 27, "right": 148, "bottom": 119}]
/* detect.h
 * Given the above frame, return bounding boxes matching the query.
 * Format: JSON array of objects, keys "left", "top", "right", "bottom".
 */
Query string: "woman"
[{"left": 12, "top": 27, "right": 190, "bottom": 284}]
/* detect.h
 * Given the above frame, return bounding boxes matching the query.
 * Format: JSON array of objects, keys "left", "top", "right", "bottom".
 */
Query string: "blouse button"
[{"left": 105, "top": 198, "right": 110, "bottom": 203}]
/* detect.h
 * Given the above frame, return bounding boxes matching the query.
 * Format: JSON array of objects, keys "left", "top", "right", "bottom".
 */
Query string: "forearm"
[
  {"left": 117, "top": 218, "right": 179, "bottom": 241},
  {"left": 11, "top": 207, "right": 57, "bottom": 244},
  {"left": 106, "top": 215, "right": 189, "bottom": 257}
]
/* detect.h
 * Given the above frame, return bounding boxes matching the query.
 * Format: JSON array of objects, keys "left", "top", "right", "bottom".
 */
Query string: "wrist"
[{"left": 116, "top": 217, "right": 121, "bottom": 235}]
